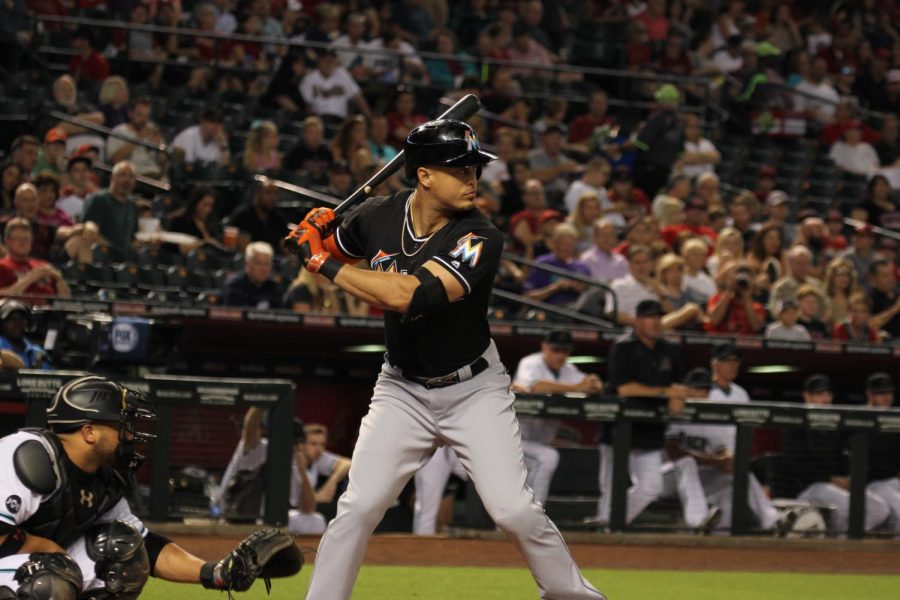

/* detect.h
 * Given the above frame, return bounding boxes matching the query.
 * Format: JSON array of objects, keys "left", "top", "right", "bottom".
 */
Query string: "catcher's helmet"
[
  {"left": 47, "top": 376, "right": 157, "bottom": 470},
  {"left": 404, "top": 119, "right": 496, "bottom": 181}
]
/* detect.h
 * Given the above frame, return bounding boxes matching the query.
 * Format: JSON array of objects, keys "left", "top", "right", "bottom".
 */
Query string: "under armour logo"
[{"left": 80, "top": 489, "right": 94, "bottom": 508}]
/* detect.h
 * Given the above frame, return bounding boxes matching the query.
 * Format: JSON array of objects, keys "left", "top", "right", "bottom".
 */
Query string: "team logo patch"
[
  {"left": 80, "top": 489, "right": 94, "bottom": 508},
  {"left": 370, "top": 250, "right": 399, "bottom": 273},
  {"left": 464, "top": 129, "right": 479, "bottom": 151},
  {"left": 5, "top": 495, "right": 21, "bottom": 514},
  {"left": 449, "top": 233, "right": 485, "bottom": 269}
]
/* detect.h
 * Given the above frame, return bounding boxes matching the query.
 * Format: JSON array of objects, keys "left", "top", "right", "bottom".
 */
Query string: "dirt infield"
[{"left": 167, "top": 533, "right": 900, "bottom": 575}]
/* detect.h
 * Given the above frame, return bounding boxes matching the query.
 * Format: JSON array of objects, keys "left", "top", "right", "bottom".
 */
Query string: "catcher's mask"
[{"left": 47, "top": 375, "right": 157, "bottom": 471}]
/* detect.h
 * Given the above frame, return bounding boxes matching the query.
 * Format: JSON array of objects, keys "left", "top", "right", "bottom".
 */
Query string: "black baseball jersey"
[{"left": 334, "top": 190, "right": 504, "bottom": 377}]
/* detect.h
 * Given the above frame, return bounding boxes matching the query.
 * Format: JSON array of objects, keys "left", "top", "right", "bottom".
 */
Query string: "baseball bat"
[{"left": 333, "top": 93, "right": 482, "bottom": 218}]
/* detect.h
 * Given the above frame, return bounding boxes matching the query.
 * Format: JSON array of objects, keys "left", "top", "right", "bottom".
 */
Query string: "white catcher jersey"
[
  {"left": 513, "top": 352, "right": 587, "bottom": 445},
  {"left": 667, "top": 383, "right": 750, "bottom": 454}
]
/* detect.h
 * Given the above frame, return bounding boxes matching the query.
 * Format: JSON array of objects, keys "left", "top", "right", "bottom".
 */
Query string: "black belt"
[{"left": 403, "top": 356, "right": 490, "bottom": 389}]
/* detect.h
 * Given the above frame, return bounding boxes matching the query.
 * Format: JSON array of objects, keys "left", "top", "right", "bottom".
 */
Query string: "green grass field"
[{"left": 142, "top": 567, "right": 900, "bottom": 599}]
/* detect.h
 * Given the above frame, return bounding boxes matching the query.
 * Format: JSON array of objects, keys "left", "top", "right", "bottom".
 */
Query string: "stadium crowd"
[{"left": 0, "top": 0, "right": 896, "bottom": 364}]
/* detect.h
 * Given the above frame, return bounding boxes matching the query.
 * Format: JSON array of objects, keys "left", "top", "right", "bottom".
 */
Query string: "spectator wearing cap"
[
  {"left": 608, "top": 168, "right": 651, "bottom": 222},
  {"left": 0, "top": 299, "right": 52, "bottom": 369},
  {"left": 284, "top": 116, "right": 333, "bottom": 187},
  {"left": 796, "top": 284, "right": 829, "bottom": 339},
  {"left": 523, "top": 224, "right": 591, "bottom": 308},
  {"left": 0, "top": 217, "right": 71, "bottom": 300},
  {"left": 171, "top": 107, "right": 230, "bottom": 165},
  {"left": 779, "top": 374, "right": 889, "bottom": 534},
  {"left": 33, "top": 128, "right": 68, "bottom": 176},
  {"left": 863, "top": 373, "right": 900, "bottom": 533},
  {"left": 611, "top": 244, "right": 702, "bottom": 329},
  {"left": 510, "top": 330, "right": 603, "bottom": 505},
  {"left": 82, "top": 161, "right": 139, "bottom": 260},
  {"left": 660, "top": 196, "right": 718, "bottom": 251},
  {"left": 68, "top": 28, "right": 110, "bottom": 82},
  {"left": 323, "top": 161, "right": 354, "bottom": 199},
  {"left": 595, "top": 298, "right": 706, "bottom": 526},
  {"left": 225, "top": 179, "right": 289, "bottom": 252},
  {"left": 876, "top": 238, "right": 899, "bottom": 282},
  {"left": 763, "top": 190, "right": 795, "bottom": 245},
  {"left": 33, "top": 172, "right": 73, "bottom": 228},
  {"left": 823, "top": 210, "right": 848, "bottom": 253},
  {"left": 765, "top": 298, "right": 811, "bottom": 341},
  {"left": 868, "top": 258, "right": 900, "bottom": 340},
  {"left": 386, "top": 87, "right": 429, "bottom": 150},
  {"left": 57, "top": 154, "right": 97, "bottom": 221},
  {"left": 9, "top": 136, "right": 39, "bottom": 177},
  {"left": 769, "top": 246, "right": 824, "bottom": 316},
  {"left": 753, "top": 165, "right": 777, "bottom": 203},
  {"left": 861, "top": 175, "right": 900, "bottom": 232},
  {"left": 665, "top": 344, "right": 785, "bottom": 533},
  {"left": 706, "top": 261, "right": 766, "bottom": 335},
  {"left": 829, "top": 121, "right": 880, "bottom": 176},
  {"left": 107, "top": 98, "right": 168, "bottom": 178},
  {"left": 833, "top": 292, "right": 879, "bottom": 343},
  {"left": 301, "top": 49, "right": 372, "bottom": 121},
  {"left": 580, "top": 219, "right": 628, "bottom": 284},
  {"left": 677, "top": 114, "right": 720, "bottom": 178},
  {"left": 632, "top": 85, "right": 684, "bottom": 198},
  {"left": 878, "top": 68, "right": 900, "bottom": 115},
  {"left": 223, "top": 242, "right": 282, "bottom": 309},
  {"left": 838, "top": 224, "right": 878, "bottom": 287},
  {"left": 529, "top": 125, "right": 581, "bottom": 208}
]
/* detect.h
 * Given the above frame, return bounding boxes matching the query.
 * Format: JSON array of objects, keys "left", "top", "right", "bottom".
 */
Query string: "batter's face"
[{"left": 420, "top": 165, "right": 479, "bottom": 211}]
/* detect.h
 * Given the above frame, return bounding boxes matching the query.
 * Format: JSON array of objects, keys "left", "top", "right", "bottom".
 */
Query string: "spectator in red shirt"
[
  {"left": 386, "top": 86, "right": 429, "bottom": 150},
  {"left": 68, "top": 28, "right": 110, "bottom": 83},
  {"left": 624, "top": 20, "right": 653, "bottom": 70},
  {"left": 753, "top": 165, "right": 777, "bottom": 203},
  {"left": 33, "top": 172, "right": 74, "bottom": 228},
  {"left": 568, "top": 90, "right": 618, "bottom": 147},
  {"left": 833, "top": 292, "right": 880, "bottom": 343},
  {"left": 660, "top": 197, "right": 718, "bottom": 250},
  {"left": 821, "top": 99, "right": 880, "bottom": 146},
  {"left": 656, "top": 30, "right": 692, "bottom": 75},
  {"left": 706, "top": 261, "right": 766, "bottom": 335},
  {"left": 613, "top": 216, "right": 658, "bottom": 257},
  {"left": 607, "top": 167, "right": 651, "bottom": 221},
  {"left": 635, "top": 0, "right": 669, "bottom": 42},
  {"left": 508, "top": 178, "right": 548, "bottom": 259},
  {"left": 0, "top": 217, "right": 70, "bottom": 299}
]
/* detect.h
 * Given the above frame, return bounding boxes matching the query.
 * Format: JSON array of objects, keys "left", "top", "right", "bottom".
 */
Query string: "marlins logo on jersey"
[
  {"left": 449, "top": 233, "right": 484, "bottom": 268},
  {"left": 371, "top": 250, "right": 399, "bottom": 272}
]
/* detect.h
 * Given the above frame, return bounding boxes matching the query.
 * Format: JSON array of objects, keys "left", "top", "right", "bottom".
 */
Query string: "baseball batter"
[{"left": 286, "top": 119, "right": 605, "bottom": 599}]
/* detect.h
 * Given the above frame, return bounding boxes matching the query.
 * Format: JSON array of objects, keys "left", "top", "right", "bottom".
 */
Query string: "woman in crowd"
[
  {"left": 242, "top": 120, "right": 282, "bottom": 173},
  {"left": 284, "top": 268, "right": 368, "bottom": 316},
  {"left": 860, "top": 174, "right": 899, "bottom": 230},
  {"left": 566, "top": 193, "right": 602, "bottom": 254},
  {"left": 656, "top": 252, "right": 708, "bottom": 313},
  {"left": 331, "top": 115, "right": 372, "bottom": 179},
  {"left": 823, "top": 257, "right": 858, "bottom": 327},
  {"left": 0, "top": 162, "right": 22, "bottom": 213},
  {"left": 748, "top": 223, "right": 786, "bottom": 290},
  {"left": 168, "top": 185, "right": 224, "bottom": 254},
  {"left": 680, "top": 237, "right": 717, "bottom": 303},
  {"left": 33, "top": 172, "right": 74, "bottom": 228},
  {"left": 706, "top": 226, "right": 744, "bottom": 276}
]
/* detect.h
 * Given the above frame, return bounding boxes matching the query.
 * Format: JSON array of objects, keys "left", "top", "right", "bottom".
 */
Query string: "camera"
[{"left": 735, "top": 274, "right": 751, "bottom": 291}]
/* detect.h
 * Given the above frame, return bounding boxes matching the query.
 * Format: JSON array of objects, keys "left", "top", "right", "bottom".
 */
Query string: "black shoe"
[
  {"left": 775, "top": 509, "right": 799, "bottom": 537},
  {"left": 698, "top": 505, "right": 723, "bottom": 535}
]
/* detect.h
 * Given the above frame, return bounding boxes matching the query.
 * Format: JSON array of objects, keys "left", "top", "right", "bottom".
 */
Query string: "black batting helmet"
[
  {"left": 404, "top": 119, "right": 496, "bottom": 181},
  {"left": 47, "top": 376, "right": 157, "bottom": 470}
]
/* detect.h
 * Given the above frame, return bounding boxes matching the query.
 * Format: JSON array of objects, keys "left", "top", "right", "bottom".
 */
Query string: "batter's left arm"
[{"left": 332, "top": 261, "right": 463, "bottom": 312}]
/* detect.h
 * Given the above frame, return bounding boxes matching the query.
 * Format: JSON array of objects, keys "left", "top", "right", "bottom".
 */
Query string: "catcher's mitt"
[{"left": 200, "top": 528, "right": 302, "bottom": 595}]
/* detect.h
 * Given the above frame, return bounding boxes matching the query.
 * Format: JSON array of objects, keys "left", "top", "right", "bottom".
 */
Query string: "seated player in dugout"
[
  {"left": 302, "top": 424, "right": 351, "bottom": 506},
  {"left": 220, "top": 408, "right": 347, "bottom": 535},
  {"left": 0, "top": 376, "right": 301, "bottom": 599}
]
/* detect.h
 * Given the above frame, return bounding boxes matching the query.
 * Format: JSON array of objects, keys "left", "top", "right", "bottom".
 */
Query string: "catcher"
[{"left": 0, "top": 375, "right": 302, "bottom": 598}]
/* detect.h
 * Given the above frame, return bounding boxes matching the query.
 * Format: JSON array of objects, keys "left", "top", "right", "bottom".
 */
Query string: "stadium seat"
[{"left": 186, "top": 248, "right": 226, "bottom": 272}]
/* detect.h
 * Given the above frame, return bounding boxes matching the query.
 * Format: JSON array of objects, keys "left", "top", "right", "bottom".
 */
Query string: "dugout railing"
[
  {"left": 513, "top": 393, "right": 900, "bottom": 539},
  {"left": 9, "top": 369, "right": 296, "bottom": 526}
]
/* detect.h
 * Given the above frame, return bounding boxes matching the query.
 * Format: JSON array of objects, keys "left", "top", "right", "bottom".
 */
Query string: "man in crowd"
[
  {"left": 660, "top": 196, "right": 718, "bottom": 250},
  {"left": 0, "top": 299, "right": 52, "bottom": 369},
  {"left": 57, "top": 153, "right": 97, "bottom": 221},
  {"left": 283, "top": 116, "right": 333, "bottom": 186},
  {"left": 0, "top": 218, "right": 70, "bottom": 298},
  {"left": 768, "top": 246, "right": 823, "bottom": 315},
  {"left": 666, "top": 344, "right": 787, "bottom": 534},
  {"left": 9, "top": 136, "right": 39, "bottom": 178},
  {"left": 779, "top": 374, "right": 889, "bottom": 534},
  {"left": 107, "top": 98, "right": 167, "bottom": 178},
  {"left": 596, "top": 299, "right": 712, "bottom": 529},
  {"left": 222, "top": 242, "right": 282, "bottom": 309},
  {"left": 523, "top": 224, "right": 590, "bottom": 307},
  {"left": 580, "top": 219, "right": 629, "bottom": 283},
  {"left": 529, "top": 125, "right": 580, "bottom": 208},
  {"left": 838, "top": 224, "right": 878, "bottom": 288},
  {"left": 512, "top": 330, "right": 603, "bottom": 506},
  {"left": 863, "top": 373, "right": 900, "bottom": 533},
  {"left": 226, "top": 180, "right": 289, "bottom": 251},
  {"left": 301, "top": 49, "right": 372, "bottom": 122},
  {"left": 171, "top": 107, "right": 230, "bottom": 165},
  {"left": 82, "top": 161, "right": 139, "bottom": 260},
  {"left": 869, "top": 258, "right": 900, "bottom": 340}
]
